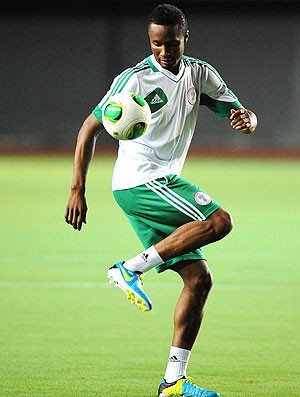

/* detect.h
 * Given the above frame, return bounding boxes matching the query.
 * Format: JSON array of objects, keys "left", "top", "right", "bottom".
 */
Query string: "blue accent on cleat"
[{"left": 107, "top": 261, "right": 152, "bottom": 311}]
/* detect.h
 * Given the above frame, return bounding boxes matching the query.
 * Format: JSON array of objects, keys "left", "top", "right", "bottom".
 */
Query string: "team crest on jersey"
[
  {"left": 187, "top": 87, "right": 197, "bottom": 105},
  {"left": 194, "top": 192, "right": 212, "bottom": 206}
]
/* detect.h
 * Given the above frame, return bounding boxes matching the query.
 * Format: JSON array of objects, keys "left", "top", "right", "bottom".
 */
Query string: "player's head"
[
  {"left": 147, "top": 4, "right": 188, "bottom": 35},
  {"left": 147, "top": 4, "right": 189, "bottom": 74}
]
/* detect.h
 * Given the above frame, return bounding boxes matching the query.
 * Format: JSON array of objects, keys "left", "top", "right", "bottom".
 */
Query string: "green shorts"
[{"left": 113, "top": 174, "right": 221, "bottom": 273}]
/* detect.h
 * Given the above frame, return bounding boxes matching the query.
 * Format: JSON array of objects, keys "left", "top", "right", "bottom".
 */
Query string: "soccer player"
[{"left": 65, "top": 4, "right": 257, "bottom": 397}]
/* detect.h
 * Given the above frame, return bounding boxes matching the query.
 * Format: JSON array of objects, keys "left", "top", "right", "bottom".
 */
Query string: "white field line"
[
  {"left": 0, "top": 281, "right": 107, "bottom": 288},
  {"left": 0, "top": 281, "right": 277, "bottom": 290}
]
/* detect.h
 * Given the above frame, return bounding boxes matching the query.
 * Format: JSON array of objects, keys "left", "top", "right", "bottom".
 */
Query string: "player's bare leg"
[
  {"left": 155, "top": 207, "right": 233, "bottom": 262},
  {"left": 156, "top": 208, "right": 232, "bottom": 347},
  {"left": 171, "top": 259, "right": 212, "bottom": 350},
  {"left": 158, "top": 260, "right": 220, "bottom": 396},
  {"left": 158, "top": 209, "right": 231, "bottom": 396}
]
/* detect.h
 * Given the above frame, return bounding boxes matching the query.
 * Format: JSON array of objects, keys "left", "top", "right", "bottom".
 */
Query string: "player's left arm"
[{"left": 230, "top": 108, "right": 257, "bottom": 134}]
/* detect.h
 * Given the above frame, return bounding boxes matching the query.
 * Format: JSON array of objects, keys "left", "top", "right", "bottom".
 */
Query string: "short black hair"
[{"left": 147, "top": 4, "right": 188, "bottom": 34}]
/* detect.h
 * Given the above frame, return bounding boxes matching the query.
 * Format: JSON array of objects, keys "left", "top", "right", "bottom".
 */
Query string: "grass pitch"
[{"left": 0, "top": 154, "right": 299, "bottom": 396}]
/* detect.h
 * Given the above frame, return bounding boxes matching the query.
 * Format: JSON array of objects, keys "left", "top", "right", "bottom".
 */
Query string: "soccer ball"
[{"left": 102, "top": 92, "right": 151, "bottom": 140}]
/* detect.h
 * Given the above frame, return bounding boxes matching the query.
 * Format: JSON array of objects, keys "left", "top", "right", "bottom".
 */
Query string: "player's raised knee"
[
  {"left": 210, "top": 207, "right": 233, "bottom": 240},
  {"left": 220, "top": 208, "right": 234, "bottom": 234}
]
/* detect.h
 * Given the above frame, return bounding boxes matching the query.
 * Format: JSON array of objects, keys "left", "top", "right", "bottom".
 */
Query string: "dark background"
[{"left": 1, "top": 0, "right": 300, "bottom": 154}]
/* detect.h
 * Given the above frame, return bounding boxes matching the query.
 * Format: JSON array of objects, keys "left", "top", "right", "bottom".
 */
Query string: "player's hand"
[
  {"left": 230, "top": 108, "right": 257, "bottom": 134},
  {"left": 65, "top": 190, "right": 87, "bottom": 231}
]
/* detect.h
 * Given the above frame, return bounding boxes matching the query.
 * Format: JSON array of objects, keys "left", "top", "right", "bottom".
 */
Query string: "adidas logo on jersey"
[
  {"left": 145, "top": 88, "right": 168, "bottom": 113},
  {"left": 150, "top": 94, "right": 163, "bottom": 105}
]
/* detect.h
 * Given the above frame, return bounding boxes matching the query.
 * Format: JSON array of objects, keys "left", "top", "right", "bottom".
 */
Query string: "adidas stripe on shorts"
[{"left": 113, "top": 174, "right": 221, "bottom": 273}]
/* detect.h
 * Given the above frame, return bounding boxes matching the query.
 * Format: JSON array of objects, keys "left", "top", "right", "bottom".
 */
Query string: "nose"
[{"left": 160, "top": 45, "right": 170, "bottom": 56}]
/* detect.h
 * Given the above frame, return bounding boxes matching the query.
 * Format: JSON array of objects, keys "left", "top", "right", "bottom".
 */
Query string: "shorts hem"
[
  {"left": 204, "top": 203, "right": 221, "bottom": 219},
  {"left": 156, "top": 252, "right": 207, "bottom": 273}
]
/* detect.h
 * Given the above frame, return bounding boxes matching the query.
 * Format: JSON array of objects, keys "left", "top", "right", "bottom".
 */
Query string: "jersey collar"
[{"left": 147, "top": 54, "right": 185, "bottom": 82}]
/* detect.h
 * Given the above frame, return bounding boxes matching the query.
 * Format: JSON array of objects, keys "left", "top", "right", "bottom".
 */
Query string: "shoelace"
[{"left": 182, "top": 377, "right": 206, "bottom": 397}]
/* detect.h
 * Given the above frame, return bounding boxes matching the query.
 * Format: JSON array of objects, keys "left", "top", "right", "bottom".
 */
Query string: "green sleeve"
[
  {"left": 200, "top": 93, "right": 243, "bottom": 119},
  {"left": 92, "top": 105, "right": 103, "bottom": 123}
]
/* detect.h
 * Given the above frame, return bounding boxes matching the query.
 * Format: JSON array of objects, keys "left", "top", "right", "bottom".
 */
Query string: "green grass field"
[{"left": 0, "top": 154, "right": 299, "bottom": 396}]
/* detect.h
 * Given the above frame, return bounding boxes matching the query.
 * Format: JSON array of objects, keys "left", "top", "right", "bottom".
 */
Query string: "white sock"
[
  {"left": 123, "top": 245, "right": 164, "bottom": 273},
  {"left": 164, "top": 346, "right": 191, "bottom": 383}
]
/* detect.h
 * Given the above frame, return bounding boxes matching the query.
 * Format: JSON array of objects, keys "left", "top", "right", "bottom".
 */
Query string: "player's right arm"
[{"left": 65, "top": 113, "right": 103, "bottom": 231}]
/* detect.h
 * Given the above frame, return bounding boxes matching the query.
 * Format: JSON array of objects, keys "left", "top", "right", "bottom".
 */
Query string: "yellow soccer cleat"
[{"left": 158, "top": 377, "right": 220, "bottom": 397}]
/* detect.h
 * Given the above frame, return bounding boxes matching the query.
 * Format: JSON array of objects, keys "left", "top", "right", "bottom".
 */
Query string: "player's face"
[{"left": 148, "top": 24, "right": 188, "bottom": 75}]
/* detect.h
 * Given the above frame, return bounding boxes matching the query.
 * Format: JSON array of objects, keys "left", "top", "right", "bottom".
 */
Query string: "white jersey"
[{"left": 93, "top": 54, "right": 242, "bottom": 191}]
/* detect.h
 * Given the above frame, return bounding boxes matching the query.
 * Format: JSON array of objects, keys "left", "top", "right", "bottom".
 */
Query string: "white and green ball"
[{"left": 102, "top": 92, "right": 151, "bottom": 140}]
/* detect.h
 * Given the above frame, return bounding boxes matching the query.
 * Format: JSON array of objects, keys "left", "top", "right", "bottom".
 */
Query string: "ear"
[{"left": 184, "top": 30, "right": 190, "bottom": 43}]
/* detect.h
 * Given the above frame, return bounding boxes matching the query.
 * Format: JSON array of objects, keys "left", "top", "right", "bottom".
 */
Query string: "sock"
[
  {"left": 123, "top": 245, "right": 164, "bottom": 273},
  {"left": 164, "top": 346, "right": 191, "bottom": 383}
]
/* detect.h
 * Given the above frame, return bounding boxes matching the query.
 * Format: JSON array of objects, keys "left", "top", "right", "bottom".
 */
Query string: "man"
[{"left": 65, "top": 4, "right": 257, "bottom": 397}]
